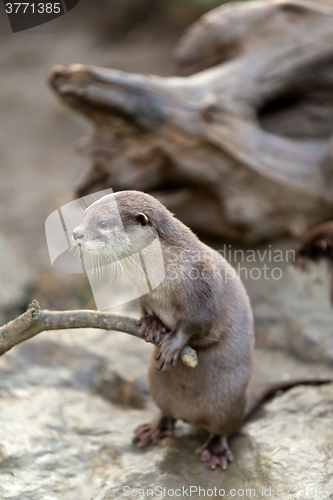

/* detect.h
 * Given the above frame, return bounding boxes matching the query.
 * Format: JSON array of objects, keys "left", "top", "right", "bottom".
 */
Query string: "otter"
[{"left": 73, "top": 191, "right": 331, "bottom": 470}]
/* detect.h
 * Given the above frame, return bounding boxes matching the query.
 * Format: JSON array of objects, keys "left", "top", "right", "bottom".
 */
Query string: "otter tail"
[{"left": 243, "top": 378, "right": 332, "bottom": 422}]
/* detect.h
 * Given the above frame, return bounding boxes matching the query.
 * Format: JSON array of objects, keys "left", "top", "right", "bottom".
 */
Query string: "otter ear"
[{"left": 136, "top": 212, "right": 149, "bottom": 226}]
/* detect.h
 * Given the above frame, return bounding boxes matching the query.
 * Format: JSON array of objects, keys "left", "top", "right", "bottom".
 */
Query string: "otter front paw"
[
  {"left": 155, "top": 335, "right": 181, "bottom": 372},
  {"left": 136, "top": 315, "right": 166, "bottom": 343}
]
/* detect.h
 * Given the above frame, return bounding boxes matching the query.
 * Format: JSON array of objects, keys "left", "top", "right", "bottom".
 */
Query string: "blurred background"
[
  {"left": 0, "top": 1, "right": 332, "bottom": 498},
  {"left": 0, "top": 0, "right": 232, "bottom": 320},
  {"left": 0, "top": 0, "right": 333, "bottom": 317}
]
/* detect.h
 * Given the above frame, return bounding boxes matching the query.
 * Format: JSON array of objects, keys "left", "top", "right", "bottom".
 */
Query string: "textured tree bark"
[
  {"left": 49, "top": 0, "right": 333, "bottom": 243},
  {"left": 295, "top": 220, "right": 333, "bottom": 303},
  {"left": 0, "top": 301, "right": 198, "bottom": 367}
]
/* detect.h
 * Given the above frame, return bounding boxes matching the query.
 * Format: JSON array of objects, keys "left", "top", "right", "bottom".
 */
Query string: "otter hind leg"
[
  {"left": 196, "top": 434, "right": 234, "bottom": 470},
  {"left": 133, "top": 414, "right": 176, "bottom": 448}
]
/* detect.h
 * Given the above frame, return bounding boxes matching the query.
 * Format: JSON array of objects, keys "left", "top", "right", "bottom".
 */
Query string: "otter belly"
[{"left": 148, "top": 342, "right": 251, "bottom": 436}]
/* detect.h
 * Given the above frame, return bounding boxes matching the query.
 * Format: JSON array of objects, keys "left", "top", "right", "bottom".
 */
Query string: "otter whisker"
[{"left": 127, "top": 255, "right": 145, "bottom": 275}]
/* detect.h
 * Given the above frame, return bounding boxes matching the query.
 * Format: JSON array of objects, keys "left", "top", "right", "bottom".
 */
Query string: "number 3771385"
[{"left": 5, "top": 3, "right": 62, "bottom": 14}]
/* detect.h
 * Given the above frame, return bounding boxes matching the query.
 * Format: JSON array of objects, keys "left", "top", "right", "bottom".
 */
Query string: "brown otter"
[{"left": 73, "top": 191, "right": 331, "bottom": 470}]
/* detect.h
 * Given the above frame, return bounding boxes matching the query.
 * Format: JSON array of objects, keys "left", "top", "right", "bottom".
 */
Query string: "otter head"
[{"left": 72, "top": 192, "right": 159, "bottom": 265}]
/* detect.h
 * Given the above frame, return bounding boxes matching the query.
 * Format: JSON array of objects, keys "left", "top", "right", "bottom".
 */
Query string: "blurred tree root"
[{"left": 49, "top": 0, "right": 333, "bottom": 243}]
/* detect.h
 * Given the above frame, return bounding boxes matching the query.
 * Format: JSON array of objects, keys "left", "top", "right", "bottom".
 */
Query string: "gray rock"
[
  {"left": 96, "top": 384, "right": 333, "bottom": 500},
  {"left": 0, "top": 323, "right": 332, "bottom": 500},
  {"left": 253, "top": 259, "right": 333, "bottom": 364},
  {"left": 211, "top": 239, "right": 333, "bottom": 365},
  {"left": 0, "top": 236, "right": 30, "bottom": 323}
]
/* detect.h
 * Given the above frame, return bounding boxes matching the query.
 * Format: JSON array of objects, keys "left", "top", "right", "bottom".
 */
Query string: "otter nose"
[{"left": 73, "top": 229, "right": 85, "bottom": 241}]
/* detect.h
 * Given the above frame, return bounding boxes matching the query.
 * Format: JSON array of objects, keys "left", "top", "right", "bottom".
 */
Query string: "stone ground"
[
  {"left": 0, "top": 2, "right": 333, "bottom": 499},
  {"left": 0, "top": 324, "right": 332, "bottom": 500}
]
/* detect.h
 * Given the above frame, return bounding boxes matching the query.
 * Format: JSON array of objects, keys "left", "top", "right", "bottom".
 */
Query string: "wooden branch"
[{"left": 0, "top": 300, "right": 198, "bottom": 368}]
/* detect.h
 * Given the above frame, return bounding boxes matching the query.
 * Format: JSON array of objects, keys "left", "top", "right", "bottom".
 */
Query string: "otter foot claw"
[
  {"left": 155, "top": 333, "right": 183, "bottom": 372},
  {"left": 196, "top": 434, "right": 234, "bottom": 470},
  {"left": 136, "top": 315, "right": 166, "bottom": 343},
  {"left": 133, "top": 414, "right": 175, "bottom": 448},
  {"left": 155, "top": 344, "right": 180, "bottom": 372}
]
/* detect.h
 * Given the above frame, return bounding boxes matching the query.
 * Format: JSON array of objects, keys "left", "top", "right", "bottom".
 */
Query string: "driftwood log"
[
  {"left": 0, "top": 301, "right": 198, "bottom": 367},
  {"left": 295, "top": 221, "right": 333, "bottom": 303},
  {"left": 49, "top": 0, "right": 333, "bottom": 243}
]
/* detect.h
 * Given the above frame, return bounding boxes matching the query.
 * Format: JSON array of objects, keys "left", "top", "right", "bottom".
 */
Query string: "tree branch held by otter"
[{"left": 0, "top": 300, "right": 198, "bottom": 368}]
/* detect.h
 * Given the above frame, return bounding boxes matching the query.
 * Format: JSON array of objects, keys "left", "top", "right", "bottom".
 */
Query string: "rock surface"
[
  {"left": 210, "top": 239, "right": 333, "bottom": 365},
  {"left": 253, "top": 260, "right": 333, "bottom": 364},
  {"left": 0, "top": 236, "right": 30, "bottom": 325},
  {"left": 0, "top": 318, "right": 332, "bottom": 500},
  {"left": 1, "top": 4, "right": 333, "bottom": 498}
]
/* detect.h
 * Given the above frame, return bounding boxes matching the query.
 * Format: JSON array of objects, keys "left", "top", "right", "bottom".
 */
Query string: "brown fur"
[
  {"left": 73, "top": 191, "right": 331, "bottom": 470},
  {"left": 110, "top": 192, "right": 254, "bottom": 436}
]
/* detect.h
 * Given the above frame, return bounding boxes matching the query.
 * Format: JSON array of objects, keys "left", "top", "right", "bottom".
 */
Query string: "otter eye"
[{"left": 99, "top": 221, "right": 108, "bottom": 229}]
